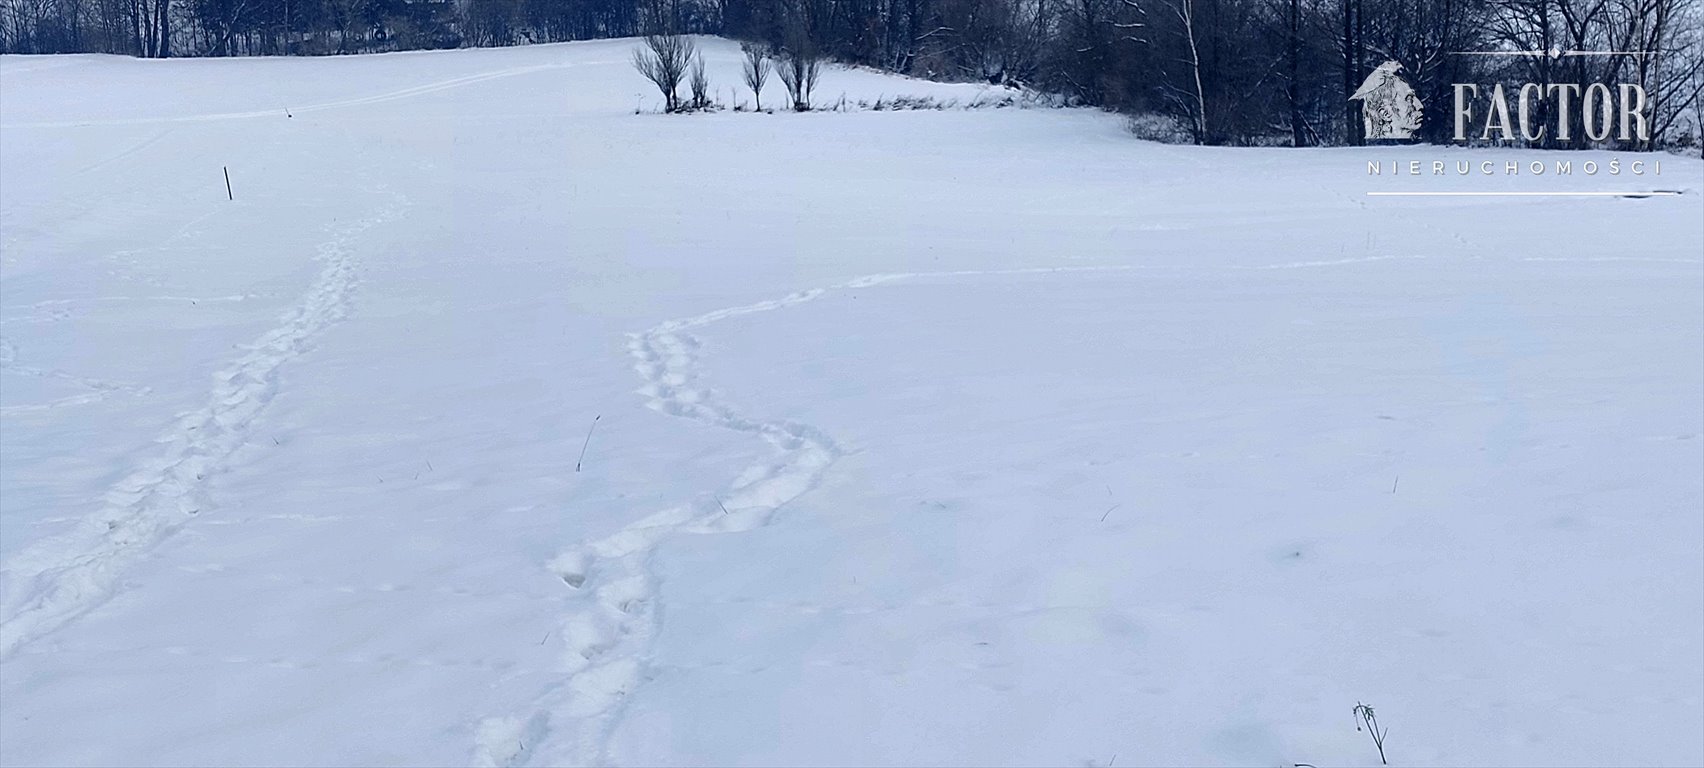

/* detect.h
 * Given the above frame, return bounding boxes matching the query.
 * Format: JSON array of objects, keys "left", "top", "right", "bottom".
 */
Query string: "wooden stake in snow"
[
  {"left": 223, "top": 166, "right": 233, "bottom": 200},
  {"left": 575, "top": 415, "right": 601, "bottom": 472}
]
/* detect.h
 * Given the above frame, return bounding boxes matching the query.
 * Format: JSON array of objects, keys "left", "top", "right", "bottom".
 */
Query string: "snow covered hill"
[{"left": 2, "top": 36, "right": 1701, "bottom": 767}]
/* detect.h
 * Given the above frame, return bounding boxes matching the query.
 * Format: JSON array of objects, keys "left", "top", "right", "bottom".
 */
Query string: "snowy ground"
[{"left": 2, "top": 37, "right": 1701, "bottom": 767}]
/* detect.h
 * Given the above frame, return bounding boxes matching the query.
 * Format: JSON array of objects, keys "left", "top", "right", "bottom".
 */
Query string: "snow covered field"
[{"left": 2, "top": 37, "right": 1701, "bottom": 767}]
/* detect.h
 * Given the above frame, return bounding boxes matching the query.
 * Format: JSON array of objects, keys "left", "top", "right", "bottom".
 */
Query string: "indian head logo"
[{"left": 1350, "top": 61, "right": 1423, "bottom": 141}]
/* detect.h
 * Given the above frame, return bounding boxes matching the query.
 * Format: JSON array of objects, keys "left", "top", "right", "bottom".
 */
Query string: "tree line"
[{"left": 3, "top": 0, "right": 1700, "bottom": 148}]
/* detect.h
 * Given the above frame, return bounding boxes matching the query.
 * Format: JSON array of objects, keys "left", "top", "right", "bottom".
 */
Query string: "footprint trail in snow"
[
  {"left": 474, "top": 255, "right": 1442, "bottom": 766},
  {"left": 0, "top": 182, "right": 408, "bottom": 658}
]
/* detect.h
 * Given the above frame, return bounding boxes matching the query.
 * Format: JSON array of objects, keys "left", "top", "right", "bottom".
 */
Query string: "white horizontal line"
[
  {"left": 1367, "top": 191, "right": 1681, "bottom": 197},
  {"left": 1450, "top": 50, "right": 1656, "bottom": 57}
]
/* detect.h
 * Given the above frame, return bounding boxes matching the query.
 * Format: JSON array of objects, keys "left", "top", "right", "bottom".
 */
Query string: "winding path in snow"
[
  {"left": 0, "top": 181, "right": 407, "bottom": 658},
  {"left": 473, "top": 255, "right": 1453, "bottom": 766},
  {"left": 474, "top": 285, "right": 844, "bottom": 767},
  {"left": 475, "top": 258, "right": 1426, "bottom": 765}
]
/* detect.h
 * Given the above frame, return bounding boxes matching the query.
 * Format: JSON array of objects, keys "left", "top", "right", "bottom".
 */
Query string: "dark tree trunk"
[
  {"left": 1344, "top": 0, "right": 1366, "bottom": 144},
  {"left": 130, "top": 0, "right": 142, "bottom": 55},
  {"left": 155, "top": 0, "right": 169, "bottom": 57},
  {"left": 1290, "top": 0, "right": 1306, "bottom": 146}
]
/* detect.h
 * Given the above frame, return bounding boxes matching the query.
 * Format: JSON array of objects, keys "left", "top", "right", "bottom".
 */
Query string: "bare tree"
[
  {"left": 632, "top": 33, "right": 696, "bottom": 112},
  {"left": 1616, "top": 0, "right": 1704, "bottom": 149},
  {"left": 154, "top": 0, "right": 167, "bottom": 55},
  {"left": 775, "top": 3, "right": 824, "bottom": 111},
  {"left": 689, "top": 51, "right": 711, "bottom": 109},
  {"left": 1173, "top": 0, "right": 1209, "bottom": 142},
  {"left": 776, "top": 48, "right": 823, "bottom": 110},
  {"left": 742, "top": 41, "right": 771, "bottom": 110},
  {"left": 1692, "top": 51, "right": 1704, "bottom": 156},
  {"left": 1343, "top": 0, "right": 1364, "bottom": 144},
  {"left": 1288, "top": 0, "right": 1307, "bottom": 145}
]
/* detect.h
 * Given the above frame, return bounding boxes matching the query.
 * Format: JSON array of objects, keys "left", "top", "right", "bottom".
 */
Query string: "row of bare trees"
[
  {"left": 632, "top": 31, "right": 819, "bottom": 111},
  {"left": 712, "top": 0, "right": 1700, "bottom": 148},
  {"left": 0, "top": 0, "right": 620, "bottom": 56},
  {"left": 5, "top": 0, "right": 1700, "bottom": 148}
]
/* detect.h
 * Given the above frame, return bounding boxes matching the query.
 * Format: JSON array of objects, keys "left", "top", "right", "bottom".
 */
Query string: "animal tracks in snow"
[
  {"left": 479, "top": 255, "right": 1439, "bottom": 766},
  {"left": 474, "top": 287, "right": 847, "bottom": 767},
  {"left": 0, "top": 336, "right": 152, "bottom": 415},
  {"left": 0, "top": 181, "right": 407, "bottom": 659}
]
